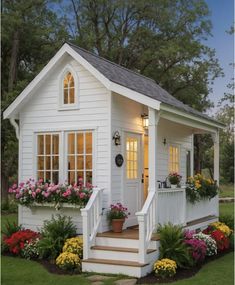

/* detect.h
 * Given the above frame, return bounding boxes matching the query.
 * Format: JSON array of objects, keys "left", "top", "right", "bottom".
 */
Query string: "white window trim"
[
  {"left": 167, "top": 143, "right": 181, "bottom": 173},
  {"left": 58, "top": 64, "right": 80, "bottom": 110}
]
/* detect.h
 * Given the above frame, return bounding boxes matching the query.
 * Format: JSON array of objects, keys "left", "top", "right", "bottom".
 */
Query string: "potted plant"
[
  {"left": 168, "top": 172, "right": 182, "bottom": 188},
  {"left": 107, "top": 203, "right": 130, "bottom": 233}
]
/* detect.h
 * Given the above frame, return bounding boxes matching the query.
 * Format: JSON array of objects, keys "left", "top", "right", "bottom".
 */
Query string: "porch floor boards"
[
  {"left": 96, "top": 227, "right": 160, "bottom": 240},
  {"left": 185, "top": 215, "right": 217, "bottom": 227},
  {"left": 97, "top": 215, "right": 217, "bottom": 240}
]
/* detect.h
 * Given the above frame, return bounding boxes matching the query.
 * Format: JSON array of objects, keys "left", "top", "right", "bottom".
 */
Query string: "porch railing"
[
  {"left": 158, "top": 188, "right": 186, "bottom": 226},
  {"left": 81, "top": 187, "right": 104, "bottom": 259},
  {"left": 136, "top": 190, "right": 157, "bottom": 264}
]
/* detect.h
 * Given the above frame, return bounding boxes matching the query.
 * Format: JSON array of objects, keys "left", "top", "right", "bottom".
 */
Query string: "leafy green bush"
[
  {"left": 2, "top": 220, "right": 22, "bottom": 239},
  {"left": 220, "top": 215, "right": 234, "bottom": 230},
  {"left": 38, "top": 215, "right": 77, "bottom": 259},
  {"left": 157, "top": 223, "right": 192, "bottom": 268}
]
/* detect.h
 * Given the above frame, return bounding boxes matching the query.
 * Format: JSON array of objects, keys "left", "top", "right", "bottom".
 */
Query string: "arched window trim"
[{"left": 58, "top": 64, "right": 79, "bottom": 110}]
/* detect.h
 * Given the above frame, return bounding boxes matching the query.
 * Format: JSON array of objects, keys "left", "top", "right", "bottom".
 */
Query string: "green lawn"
[
  {"left": 219, "top": 184, "right": 234, "bottom": 198},
  {"left": 219, "top": 202, "right": 234, "bottom": 217}
]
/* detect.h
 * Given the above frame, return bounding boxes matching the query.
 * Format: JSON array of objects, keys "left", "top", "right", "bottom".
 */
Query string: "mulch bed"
[
  {"left": 3, "top": 248, "right": 233, "bottom": 281},
  {"left": 136, "top": 248, "right": 233, "bottom": 284}
]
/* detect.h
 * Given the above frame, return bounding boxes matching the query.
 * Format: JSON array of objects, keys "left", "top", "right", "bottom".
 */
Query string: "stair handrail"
[
  {"left": 136, "top": 190, "right": 157, "bottom": 263},
  {"left": 81, "top": 187, "right": 104, "bottom": 259}
]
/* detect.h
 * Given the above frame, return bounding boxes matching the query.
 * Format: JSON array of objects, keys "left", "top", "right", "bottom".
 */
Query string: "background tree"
[
  {"left": 216, "top": 79, "right": 234, "bottom": 183},
  {"left": 1, "top": 0, "right": 68, "bottom": 203}
]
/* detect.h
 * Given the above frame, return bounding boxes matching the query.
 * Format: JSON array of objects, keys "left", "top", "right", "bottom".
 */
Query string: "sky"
[{"left": 204, "top": 0, "right": 234, "bottom": 114}]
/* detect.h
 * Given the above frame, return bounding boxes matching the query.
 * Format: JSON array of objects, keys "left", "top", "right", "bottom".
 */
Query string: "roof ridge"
[{"left": 67, "top": 41, "right": 156, "bottom": 84}]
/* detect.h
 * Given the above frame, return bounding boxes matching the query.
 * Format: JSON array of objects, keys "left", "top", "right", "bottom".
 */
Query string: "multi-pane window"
[
  {"left": 63, "top": 72, "right": 75, "bottom": 104},
  {"left": 126, "top": 137, "right": 138, "bottom": 179},
  {"left": 37, "top": 134, "right": 59, "bottom": 183},
  {"left": 169, "top": 145, "right": 179, "bottom": 173},
  {"left": 67, "top": 132, "right": 93, "bottom": 184}
]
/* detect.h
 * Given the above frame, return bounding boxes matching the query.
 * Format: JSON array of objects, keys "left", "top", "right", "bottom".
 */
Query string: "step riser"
[
  {"left": 82, "top": 262, "right": 154, "bottom": 278},
  {"left": 89, "top": 249, "right": 158, "bottom": 263},
  {"left": 95, "top": 237, "right": 158, "bottom": 249}
]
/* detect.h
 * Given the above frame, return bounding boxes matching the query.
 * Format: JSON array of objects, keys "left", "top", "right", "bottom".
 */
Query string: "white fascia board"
[
  {"left": 3, "top": 45, "right": 70, "bottom": 119},
  {"left": 160, "top": 104, "right": 225, "bottom": 131},
  {"left": 110, "top": 82, "right": 161, "bottom": 110}
]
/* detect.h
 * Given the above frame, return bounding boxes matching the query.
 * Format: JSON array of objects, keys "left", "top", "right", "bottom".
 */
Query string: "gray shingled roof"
[{"left": 69, "top": 42, "right": 223, "bottom": 126}]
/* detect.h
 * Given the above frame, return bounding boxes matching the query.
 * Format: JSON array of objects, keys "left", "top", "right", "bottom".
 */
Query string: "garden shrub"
[
  {"left": 193, "top": 232, "right": 217, "bottom": 256},
  {"left": 56, "top": 252, "right": 81, "bottom": 271},
  {"left": 184, "top": 238, "right": 207, "bottom": 263},
  {"left": 157, "top": 223, "right": 192, "bottom": 268},
  {"left": 154, "top": 258, "right": 177, "bottom": 278},
  {"left": 210, "top": 230, "right": 230, "bottom": 252},
  {"left": 220, "top": 215, "right": 234, "bottom": 230},
  {"left": 2, "top": 220, "right": 22, "bottom": 240},
  {"left": 21, "top": 238, "right": 40, "bottom": 259},
  {"left": 38, "top": 215, "right": 77, "bottom": 259},
  {"left": 4, "top": 229, "right": 39, "bottom": 255},
  {"left": 62, "top": 237, "right": 83, "bottom": 258}
]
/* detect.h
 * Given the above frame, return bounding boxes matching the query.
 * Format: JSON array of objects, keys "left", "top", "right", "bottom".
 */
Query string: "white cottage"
[{"left": 3, "top": 42, "right": 224, "bottom": 277}]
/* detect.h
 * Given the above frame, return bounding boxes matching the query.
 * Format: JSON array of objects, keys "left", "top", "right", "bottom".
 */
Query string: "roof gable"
[{"left": 3, "top": 42, "right": 223, "bottom": 129}]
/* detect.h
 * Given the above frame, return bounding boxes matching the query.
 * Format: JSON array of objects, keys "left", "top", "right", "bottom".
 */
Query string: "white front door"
[{"left": 123, "top": 132, "right": 142, "bottom": 227}]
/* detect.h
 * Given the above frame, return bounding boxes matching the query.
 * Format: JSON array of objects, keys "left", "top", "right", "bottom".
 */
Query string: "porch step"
[
  {"left": 82, "top": 258, "right": 154, "bottom": 278},
  {"left": 91, "top": 245, "right": 156, "bottom": 254},
  {"left": 82, "top": 258, "right": 148, "bottom": 267}
]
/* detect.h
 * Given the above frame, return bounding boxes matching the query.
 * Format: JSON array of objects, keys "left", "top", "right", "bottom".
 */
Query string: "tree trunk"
[
  {"left": 8, "top": 30, "right": 19, "bottom": 92},
  {"left": 194, "top": 135, "right": 201, "bottom": 174},
  {"left": 1, "top": 175, "right": 9, "bottom": 205}
]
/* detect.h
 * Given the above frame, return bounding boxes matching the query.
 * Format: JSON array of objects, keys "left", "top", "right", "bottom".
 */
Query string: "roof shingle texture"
[{"left": 69, "top": 43, "right": 221, "bottom": 125}]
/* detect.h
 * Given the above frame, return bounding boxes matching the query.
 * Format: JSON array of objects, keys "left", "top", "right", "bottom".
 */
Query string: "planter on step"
[{"left": 111, "top": 218, "right": 125, "bottom": 233}]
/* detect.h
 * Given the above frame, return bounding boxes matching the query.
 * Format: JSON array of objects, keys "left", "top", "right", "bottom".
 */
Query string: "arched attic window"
[
  {"left": 63, "top": 72, "right": 75, "bottom": 104},
  {"left": 59, "top": 66, "right": 79, "bottom": 110}
]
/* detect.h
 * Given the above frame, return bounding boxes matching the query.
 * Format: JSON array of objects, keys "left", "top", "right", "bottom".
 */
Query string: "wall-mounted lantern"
[
  {"left": 163, "top": 138, "right": 167, "bottom": 146},
  {"left": 113, "top": 131, "right": 121, "bottom": 145},
  {"left": 141, "top": 113, "right": 149, "bottom": 129}
]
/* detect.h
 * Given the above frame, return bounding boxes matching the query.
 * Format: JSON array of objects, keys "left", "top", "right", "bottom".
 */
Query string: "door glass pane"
[
  {"left": 86, "top": 133, "right": 92, "bottom": 153},
  {"left": 126, "top": 137, "right": 138, "bottom": 179},
  {"left": 38, "top": 135, "right": 44, "bottom": 155},
  {"left": 77, "top": 133, "right": 84, "bottom": 154},
  {"left": 68, "top": 133, "right": 75, "bottom": 154}
]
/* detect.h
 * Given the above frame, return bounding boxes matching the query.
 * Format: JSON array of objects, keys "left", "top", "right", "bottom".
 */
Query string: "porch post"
[
  {"left": 212, "top": 131, "right": 220, "bottom": 186},
  {"left": 148, "top": 107, "right": 160, "bottom": 192}
]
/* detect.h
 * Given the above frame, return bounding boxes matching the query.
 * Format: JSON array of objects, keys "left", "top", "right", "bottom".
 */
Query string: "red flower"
[
  {"left": 211, "top": 229, "right": 229, "bottom": 251},
  {"left": 4, "top": 229, "right": 39, "bottom": 255}
]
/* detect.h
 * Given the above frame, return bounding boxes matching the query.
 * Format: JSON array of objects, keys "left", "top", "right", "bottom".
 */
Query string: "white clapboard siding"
[
  {"left": 110, "top": 92, "right": 193, "bottom": 207},
  {"left": 19, "top": 55, "right": 110, "bottom": 232}
]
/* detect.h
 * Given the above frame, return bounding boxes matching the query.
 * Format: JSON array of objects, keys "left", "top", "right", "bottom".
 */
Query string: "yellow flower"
[
  {"left": 210, "top": 222, "right": 233, "bottom": 237},
  {"left": 56, "top": 252, "right": 80, "bottom": 270},
  {"left": 63, "top": 236, "right": 83, "bottom": 257}
]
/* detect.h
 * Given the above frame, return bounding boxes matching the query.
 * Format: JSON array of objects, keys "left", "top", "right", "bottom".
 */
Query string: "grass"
[
  {"left": 1, "top": 204, "right": 234, "bottom": 285},
  {"left": 219, "top": 202, "right": 234, "bottom": 217},
  {"left": 219, "top": 184, "right": 234, "bottom": 198}
]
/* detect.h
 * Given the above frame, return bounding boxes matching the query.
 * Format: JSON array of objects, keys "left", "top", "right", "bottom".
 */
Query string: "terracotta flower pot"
[{"left": 111, "top": 218, "right": 125, "bottom": 233}]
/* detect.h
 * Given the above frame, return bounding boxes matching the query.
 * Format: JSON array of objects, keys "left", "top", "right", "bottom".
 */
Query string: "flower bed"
[
  {"left": 186, "top": 174, "right": 218, "bottom": 204},
  {"left": 9, "top": 178, "right": 93, "bottom": 210}
]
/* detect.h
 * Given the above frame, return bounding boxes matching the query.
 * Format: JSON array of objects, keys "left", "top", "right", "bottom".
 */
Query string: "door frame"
[{"left": 122, "top": 130, "right": 144, "bottom": 225}]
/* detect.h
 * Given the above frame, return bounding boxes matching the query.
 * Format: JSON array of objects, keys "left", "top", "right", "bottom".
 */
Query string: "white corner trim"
[{"left": 10, "top": 118, "right": 20, "bottom": 140}]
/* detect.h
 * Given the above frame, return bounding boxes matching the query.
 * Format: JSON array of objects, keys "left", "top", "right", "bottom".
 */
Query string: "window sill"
[{"left": 58, "top": 105, "right": 80, "bottom": 111}]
